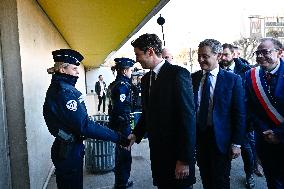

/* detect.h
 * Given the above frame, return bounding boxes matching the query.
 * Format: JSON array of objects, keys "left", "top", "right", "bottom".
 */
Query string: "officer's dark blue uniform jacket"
[
  {"left": 43, "top": 73, "right": 127, "bottom": 189},
  {"left": 109, "top": 74, "right": 133, "bottom": 187},
  {"left": 43, "top": 73, "right": 121, "bottom": 170},
  {"left": 43, "top": 73, "right": 120, "bottom": 142},
  {"left": 109, "top": 75, "right": 132, "bottom": 135}
]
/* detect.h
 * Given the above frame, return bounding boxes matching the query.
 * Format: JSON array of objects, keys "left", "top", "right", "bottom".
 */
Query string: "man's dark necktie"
[
  {"left": 264, "top": 72, "right": 276, "bottom": 95},
  {"left": 199, "top": 72, "right": 211, "bottom": 130},
  {"left": 149, "top": 71, "right": 156, "bottom": 97},
  {"left": 265, "top": 72, "right": 272, "bottom": 85}
]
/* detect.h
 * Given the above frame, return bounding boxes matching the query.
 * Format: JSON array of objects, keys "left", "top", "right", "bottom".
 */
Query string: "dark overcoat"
[{"left": 133, "top": 61, "right": 196, "bottom": 186}]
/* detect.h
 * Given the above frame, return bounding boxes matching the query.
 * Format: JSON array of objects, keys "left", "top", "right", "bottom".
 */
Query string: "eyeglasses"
[{"left": 253, "top": 48, "right": 279, "bottom": 57}]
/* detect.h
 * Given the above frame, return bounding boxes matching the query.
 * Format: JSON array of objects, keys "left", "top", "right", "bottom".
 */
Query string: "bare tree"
[
  {"left": 233, "top": 36, "right": 260, "bottom": 64},
  {"left": 176, "top": 48, "right": 190, "bottom": 65}
]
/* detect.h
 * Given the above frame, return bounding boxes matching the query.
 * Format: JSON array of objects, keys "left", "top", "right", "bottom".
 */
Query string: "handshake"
[{"left": 117, "top": 132, "right": 136, "bottom": 150}]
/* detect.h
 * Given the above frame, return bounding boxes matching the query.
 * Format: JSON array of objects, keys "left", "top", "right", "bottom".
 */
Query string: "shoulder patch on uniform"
[
  {"left": 66, "top": 100, "right": 77, "bottom": 111},
  {"left": 120, "top": 94, "right": 126, "bottom": 102}
]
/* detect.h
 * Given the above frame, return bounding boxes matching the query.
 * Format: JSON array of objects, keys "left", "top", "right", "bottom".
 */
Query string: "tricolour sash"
[{"left": 251, "top": 67, "right": 284, "bottom": 126}]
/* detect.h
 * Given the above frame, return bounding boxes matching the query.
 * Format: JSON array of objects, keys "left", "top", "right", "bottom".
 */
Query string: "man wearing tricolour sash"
[{"left": 245, "top": 38, "right": 284, "bottom": 189}]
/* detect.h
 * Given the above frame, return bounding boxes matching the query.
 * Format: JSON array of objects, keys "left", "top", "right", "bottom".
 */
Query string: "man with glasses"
[{"left": 245, "top": 38, "right": 284, "bottom": 189}]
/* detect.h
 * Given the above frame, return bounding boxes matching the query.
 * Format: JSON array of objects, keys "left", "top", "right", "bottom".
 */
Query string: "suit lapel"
[
  {"left": 155, "top": 61, "right": 170, "bottom": 83},
  {"left": 234, "top": 61, "right": 241, "bottom": 75},
  {"left": 275, "top": 61, "right": 284, "bottom": 97},
  {"left": 192, "top": 70, "right": 203, "bottom": 110},
  {"left": 192, "top": 71, "right": 203, "bottom": 92},
  {"left": 213, "top": 69, "right": 225, "bottom": 104},
  {"left": 141, "top": 72, "right": 151, "bottom": 108},
  {"left": 150, "top": 61, "right": 170, "bottom": 93},
  {"left": 146, "top": 62, "right": 171, "bottom": 107}
]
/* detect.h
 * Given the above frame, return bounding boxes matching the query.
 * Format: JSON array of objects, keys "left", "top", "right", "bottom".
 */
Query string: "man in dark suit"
[
  {"left": 220, "top": 43, "right": 257, "bottom": 188},
  {"left": 95, "top": 75, "right": 107, "bottom": 113},
  {"left": 232, "top": 45, "right": 250, "bottom": 65},
  {"left": 220, "top": 43, "right": 251, "bottom": 79},
  {"left": 245, "top": 38, "right": 284, "bottom": 189},
  {"left": 128, "top": 33, "right": 196, "bottom": 189},
  {"left": 191, "top": 39, "right": 246, "bottom": 189}
]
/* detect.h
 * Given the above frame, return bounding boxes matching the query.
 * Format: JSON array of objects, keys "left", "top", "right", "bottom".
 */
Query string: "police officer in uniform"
[
  {"left": 108, "top": 58, "right": 135, "bottom": 189},
  {"left": 43, "top": 49, "right": 129, "bottom": 189}
]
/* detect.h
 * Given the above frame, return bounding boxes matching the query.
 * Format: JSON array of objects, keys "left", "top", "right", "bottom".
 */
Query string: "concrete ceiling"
[{"left": 37, "top": 0, "right": 169, "bottom": 68}]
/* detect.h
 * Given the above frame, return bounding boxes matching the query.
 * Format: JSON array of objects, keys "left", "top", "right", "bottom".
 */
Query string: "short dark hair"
[
  {"left": 131, "top": 33, "right": 163, "bottom": 56},
  {"left": 232, "top": 45, "right": 239, "bottom": 50},
  {"left": 222, "top": 43, "right": 234, "bottom": 53},
  {"left": 98, "top": 75, "right": 102, "bottom": 78}
]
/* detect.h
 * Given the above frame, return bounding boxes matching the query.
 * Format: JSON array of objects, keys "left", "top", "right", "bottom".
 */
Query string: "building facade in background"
[{"left": 249, "top": 15, "right": 284, "bottom": 43}]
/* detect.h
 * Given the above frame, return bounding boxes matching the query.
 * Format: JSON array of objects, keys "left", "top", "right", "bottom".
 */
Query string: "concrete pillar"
[
  {"left": 0, "top": 28, "right": 12, "bottom": 189},
  {"left": 0, "top": 0, "right": 30, "bottom": 188}
]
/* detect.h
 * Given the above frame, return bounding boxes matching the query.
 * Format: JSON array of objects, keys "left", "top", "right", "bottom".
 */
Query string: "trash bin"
[{"left": 85, "top": 115, "right": 115, "bottom": 173}]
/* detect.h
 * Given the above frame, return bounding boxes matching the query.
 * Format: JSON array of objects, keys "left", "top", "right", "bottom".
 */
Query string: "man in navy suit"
[
  {"left": 232, "top": 45, "right": 250, "bottom": 65},
  {"left": 220, "top": 43, "right": 257, "bottom": 188},
  {"left": 220, "top": 43, "right": 251, "bottom": 79},
  {"left": 128, "top": 33, "right": 196, "bottom": 189},
  {"left": 191, "top": 39, "right": 246, "bottom": 189},
  {"left": 245, "top": 38, "right": 284, "bottom": 189}
]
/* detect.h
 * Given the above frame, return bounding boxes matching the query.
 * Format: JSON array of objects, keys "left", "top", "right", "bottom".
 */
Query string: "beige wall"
[{"left": 17, "top": 0, "right": 86, "bottom": 188}]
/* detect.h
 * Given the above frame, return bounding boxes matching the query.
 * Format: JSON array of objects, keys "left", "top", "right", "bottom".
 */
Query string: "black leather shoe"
[
  {"left": 246, "top": 174, "right": 255, "bottom": 189},
  {"left": 188, "top": 185, "right": 193, "bottom": 189},
  {"left": 114, "top": 180, "right": 134, "bottom": 189},
  {"left": 126, "top": 180, "right": 133, "bottom": 188},
  {"left": 254, "top": 164, "right": 264, "bottom": 177}
]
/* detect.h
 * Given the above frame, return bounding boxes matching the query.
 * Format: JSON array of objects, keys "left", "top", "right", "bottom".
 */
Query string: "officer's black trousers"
[
  {"left": 56, "top": 161, "right": 83, "bottom": 189},
  {"left": 51, "top": 141, "right": 85, "bottom": 189},
  {"left": 114, "top": 145, "right": 132, "bottom": 187}
]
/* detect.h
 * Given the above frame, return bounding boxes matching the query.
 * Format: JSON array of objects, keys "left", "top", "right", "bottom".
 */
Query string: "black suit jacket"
[
  {"left": 191, "top": 68, "right": 246, "bottom": 154},
  {"left": 95, "top": 81, "right": 106, "bottom": 96},
  {"left": 233, "top": 58, "right": 251, "bottom": 81},
  {"left": 133, "top": 61, "right": 196, "bottom": 186}
]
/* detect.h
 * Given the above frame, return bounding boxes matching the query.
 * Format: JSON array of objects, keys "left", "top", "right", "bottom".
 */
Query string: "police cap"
[
  {"left": 52, "top": 49, "right": 84, "bottom": 66},
  {"left": 114, "top": 58, "right": 135, "bottom": 68}
]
